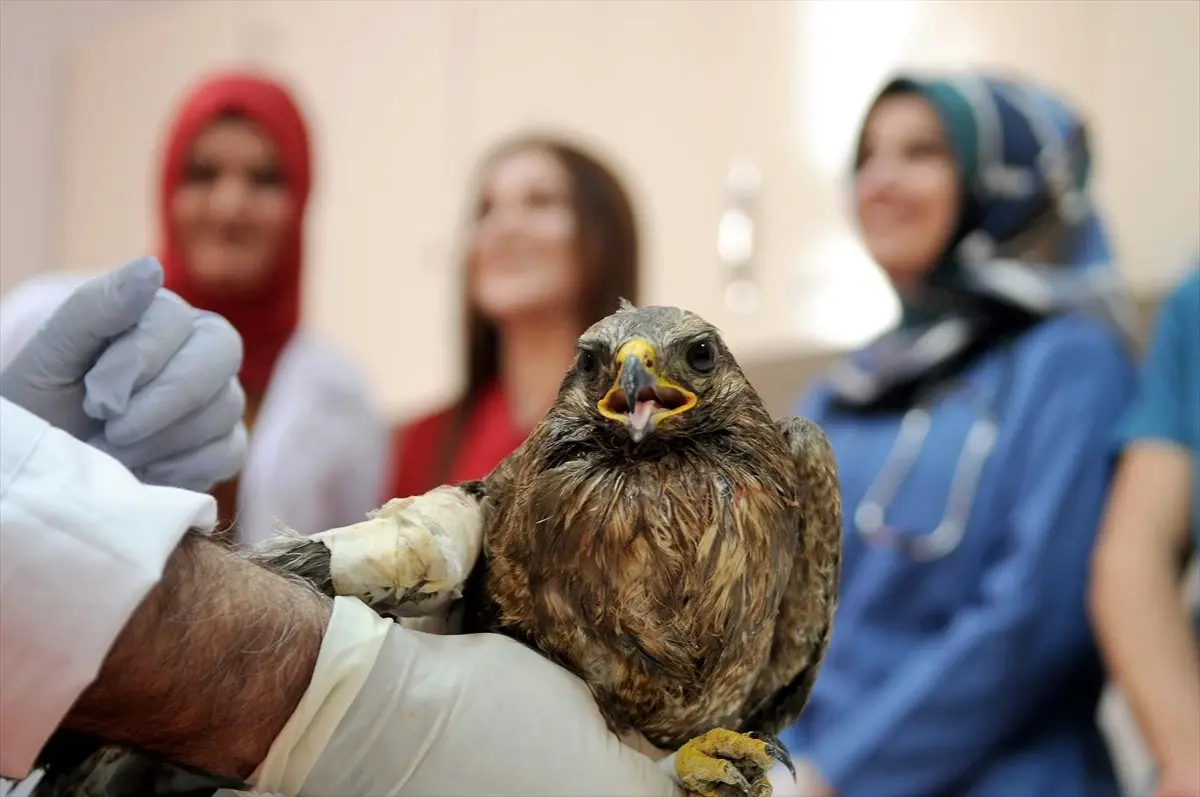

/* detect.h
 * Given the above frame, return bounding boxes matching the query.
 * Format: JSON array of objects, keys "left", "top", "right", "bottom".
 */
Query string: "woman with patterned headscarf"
[
  {"left": 0, "top": 72, "right": 388, "bottom": 546},
  {"left": 773, "top": 73, "right": 1137, "bottom": 797}
]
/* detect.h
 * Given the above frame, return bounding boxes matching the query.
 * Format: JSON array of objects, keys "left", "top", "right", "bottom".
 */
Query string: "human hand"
[
  {"left": 1154, "top": 762, "right": 1200, "bottom": 797},
  {"left": 250, "top": 597, "right": 683, "bottom": 796},
  {"left": 0, "top": 257, "right": 247, "bottom": 492}
]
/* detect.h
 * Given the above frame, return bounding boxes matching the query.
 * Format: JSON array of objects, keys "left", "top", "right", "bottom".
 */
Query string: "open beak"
[{"left": 598, "top": 339, "right": 697, "bottom": 443}]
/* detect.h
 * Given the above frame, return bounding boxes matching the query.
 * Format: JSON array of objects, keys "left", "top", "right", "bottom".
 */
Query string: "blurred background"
[
  {"left": 1, "top": 2, "right": 1197, "bottom": 795},
  {"left": 2, "top": 0, "right": 1197, "bottom": 420}
]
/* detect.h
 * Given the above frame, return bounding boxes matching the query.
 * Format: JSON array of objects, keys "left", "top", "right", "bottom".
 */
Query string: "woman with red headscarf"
[{"left": 0, "top": 71, "right": 388, "bottom": 546}]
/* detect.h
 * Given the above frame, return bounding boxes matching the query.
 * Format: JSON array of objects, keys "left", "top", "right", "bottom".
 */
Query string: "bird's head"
[{"left": 557, "top": 299, "right": 757, "bottom": 445}]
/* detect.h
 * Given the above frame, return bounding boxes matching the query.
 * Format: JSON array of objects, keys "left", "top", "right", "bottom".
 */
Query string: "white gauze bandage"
[{"left": 309, "top": 485, "right": 483, "bottom": 616}]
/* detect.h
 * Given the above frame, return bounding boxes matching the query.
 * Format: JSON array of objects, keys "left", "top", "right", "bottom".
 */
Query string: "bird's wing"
[{"left": 738, "top": 416, "right": 842, "bottom": 736}]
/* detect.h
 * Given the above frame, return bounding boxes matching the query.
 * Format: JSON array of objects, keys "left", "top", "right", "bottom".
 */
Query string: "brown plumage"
[
  {"left": 468, "top": 303, "right": 840, "bottom": 735},
  {"left": 441, "top": 302, "right": 842, "bottom": 795},
  {"left": 25, "top": 302, "right": 841, "bottom": 797}
]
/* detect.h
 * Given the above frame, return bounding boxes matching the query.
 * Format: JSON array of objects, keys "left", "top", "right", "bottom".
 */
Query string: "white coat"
[
  {"left": 0, "top": 397, "right": 218, "bottom": 780},
  {"left": 0, "top": 273, "right": 391, "bottom": 547}
]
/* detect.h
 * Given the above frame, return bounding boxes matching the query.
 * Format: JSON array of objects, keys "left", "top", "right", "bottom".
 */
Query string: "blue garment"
[
  {"left": 782, "top": 315, "right": 1135, "bottom": 797},
  {"left": 785, "top": 69, "right": 1138, "bottom": 797},
  {"left": 1114, "top": 267, "right": 1200, "bottom": 552}
]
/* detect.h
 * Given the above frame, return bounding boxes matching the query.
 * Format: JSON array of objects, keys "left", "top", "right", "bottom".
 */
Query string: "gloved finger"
[
  {"left": 91, "top": 378, "right": 246, "bottom": 469},
  {"left": 31, "top": 257, "right": 164, "bottom": 385},
  {"left": 82, "top": 290, "right": 195, "bottom": 421},
  {"left": 105, "top": 312, "right": 243, "bottom": 445},
  {"left": 136, "top": 423, "right": 249, "bottom": 494}
]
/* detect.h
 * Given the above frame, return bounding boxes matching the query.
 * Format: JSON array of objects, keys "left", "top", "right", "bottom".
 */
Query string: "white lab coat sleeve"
[
  {"left": 327, "top": 387, "right": 390, "bottom": 531},
  {"left": 0, "top": 398, "right": 218, "bottom": 779},
  {"left": 237, "top": 336, "right": 390, "bottom": 545}
]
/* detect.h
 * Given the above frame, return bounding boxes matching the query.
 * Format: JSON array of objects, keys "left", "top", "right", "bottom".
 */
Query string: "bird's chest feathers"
[{"left": 488, "top": 453, "right": 795, "bottom": 700}]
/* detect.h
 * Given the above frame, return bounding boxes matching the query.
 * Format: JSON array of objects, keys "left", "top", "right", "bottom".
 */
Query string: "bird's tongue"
[{"left": 629, "top": 399, "right": 660, "bottom": 436}]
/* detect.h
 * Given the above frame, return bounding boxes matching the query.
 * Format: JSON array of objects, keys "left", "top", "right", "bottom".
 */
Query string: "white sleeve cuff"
[{"left": 0, "top": 399, "right": 217, "bottom": 778}]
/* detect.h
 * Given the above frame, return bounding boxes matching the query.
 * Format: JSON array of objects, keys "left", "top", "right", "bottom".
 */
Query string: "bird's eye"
[
  {"left": 576, "top": 348, "right": 599, "bottom": 375},
  {"left": 686, "top": 340, "right": 716, "bottom": 373}
]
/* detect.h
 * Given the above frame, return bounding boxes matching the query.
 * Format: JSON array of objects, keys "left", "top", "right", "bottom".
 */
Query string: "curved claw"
[{"left": 747, "top": 731, "right": 795, "bottom": 781}]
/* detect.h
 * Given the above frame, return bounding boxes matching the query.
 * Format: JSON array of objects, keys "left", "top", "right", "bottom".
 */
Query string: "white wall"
[
  {"left": 34, "top": 0, "right": 1199, "bottom": 421},
  {"left": 1091, "top": 0, "right": 1200, "bottom": 291},
  {"left": 0, "top": 0, "right": 146, "bottom": 293}
]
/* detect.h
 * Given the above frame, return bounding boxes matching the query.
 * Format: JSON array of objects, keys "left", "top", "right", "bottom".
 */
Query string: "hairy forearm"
[
  {"left": 1091, "top": 539, "right": 1200, "bottom": 768},
  {"left": 62, "top": 530, "right": 332, "bottom": 780}
]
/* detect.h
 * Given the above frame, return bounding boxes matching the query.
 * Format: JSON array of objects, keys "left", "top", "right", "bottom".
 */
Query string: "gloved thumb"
[{"left": 34, "top": 257, "right": 165, "bottom": 383}]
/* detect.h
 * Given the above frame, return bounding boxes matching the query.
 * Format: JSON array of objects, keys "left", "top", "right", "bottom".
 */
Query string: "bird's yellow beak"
[{"left": 598, "top": 339, "right": 697, "bottom": 443}]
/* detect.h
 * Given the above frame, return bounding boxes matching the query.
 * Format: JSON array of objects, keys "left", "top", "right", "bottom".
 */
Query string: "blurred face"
[
  {"left": 171, "top": 117, "right": 292, "bottom": 295},
  {"left": 469, "top": 147, "right": 584, "bottom": 323},
  {"left": 854, "top": 93, "right": 960, "bottom": 291}
]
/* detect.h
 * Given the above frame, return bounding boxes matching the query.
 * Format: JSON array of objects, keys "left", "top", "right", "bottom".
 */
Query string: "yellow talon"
[
  {"left": 675, "top": 728, "right": 791, "bottom": 796},
  {"left": 676, "top": 744, "right": 750, "bottom": 793}
]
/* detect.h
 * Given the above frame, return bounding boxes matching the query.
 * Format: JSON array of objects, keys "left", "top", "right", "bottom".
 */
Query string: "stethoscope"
[{"left": 851, "top": 351, "right": 1016, "bottom": 563}]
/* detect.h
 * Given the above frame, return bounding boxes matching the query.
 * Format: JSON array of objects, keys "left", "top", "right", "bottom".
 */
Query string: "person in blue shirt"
[
  {"left": 1090, "top": 264, "right": 1200, "bottom": 797},
  {"left": 772, "top": 72, "right": 1139, "bottom": 797}
]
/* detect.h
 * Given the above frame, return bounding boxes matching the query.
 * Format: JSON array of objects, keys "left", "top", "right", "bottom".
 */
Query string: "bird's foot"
[{"left": 674, "top": 728, "right": 794, "bottom": 797}]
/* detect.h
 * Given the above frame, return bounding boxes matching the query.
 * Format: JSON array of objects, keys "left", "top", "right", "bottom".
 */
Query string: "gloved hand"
[
  {"left": 0, "top": 257, "right": 248, "bottom": 493},
  {"left": 245, "top": 597, "right": 683, "bottom": 797}
]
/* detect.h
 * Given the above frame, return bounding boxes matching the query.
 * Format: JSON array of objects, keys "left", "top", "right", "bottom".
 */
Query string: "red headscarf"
[{"left": 157, "top": 72, "right": 312, "bottom": 396}]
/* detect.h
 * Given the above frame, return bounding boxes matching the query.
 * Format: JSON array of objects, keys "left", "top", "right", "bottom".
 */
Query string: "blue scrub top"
[{"left": 782, "top": 314, "right": 1137, "bottom": 797}]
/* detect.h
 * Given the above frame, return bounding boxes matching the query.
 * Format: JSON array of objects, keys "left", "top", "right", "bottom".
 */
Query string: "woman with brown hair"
[{"left": 385, "top": 134, "right": 642, "bottom": 498}]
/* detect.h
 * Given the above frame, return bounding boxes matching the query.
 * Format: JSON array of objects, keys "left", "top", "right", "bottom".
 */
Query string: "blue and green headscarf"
[{"left": 831, "top": 71, "right": 1135, "bottom": 409}]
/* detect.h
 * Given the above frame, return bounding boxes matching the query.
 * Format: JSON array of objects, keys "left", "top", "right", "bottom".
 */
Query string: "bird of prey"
[{"left": 24, "top": 301, "right": 842, "bottom": 797}]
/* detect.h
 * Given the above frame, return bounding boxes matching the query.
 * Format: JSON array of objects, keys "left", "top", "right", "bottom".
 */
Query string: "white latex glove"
[{"left": 245, "top": 597, "right": 682, "bottom": 797}]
